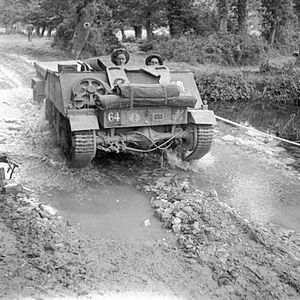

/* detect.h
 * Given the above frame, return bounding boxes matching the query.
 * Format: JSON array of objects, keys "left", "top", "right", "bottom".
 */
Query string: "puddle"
[
  {"left": 40, "top": 184, "right": 170, "bottom": 241},
  {"left": 188, "top": 143, "right": 300, "bottom": 232}
]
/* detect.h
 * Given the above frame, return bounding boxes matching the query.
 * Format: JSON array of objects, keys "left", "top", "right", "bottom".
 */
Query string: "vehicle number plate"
[
  {"left": 153, "top": 113, "right": 164, "bottom": 120},
  {"left": 107, "top": 110, "right": 121, "bottom": 125}
]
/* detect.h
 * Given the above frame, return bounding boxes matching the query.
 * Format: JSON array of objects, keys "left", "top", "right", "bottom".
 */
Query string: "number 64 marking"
[{"left": 108, "top": 111, "right": 120, "bottom": 122}]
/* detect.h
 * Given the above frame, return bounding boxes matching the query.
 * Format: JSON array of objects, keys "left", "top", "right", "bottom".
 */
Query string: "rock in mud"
[
  {"left": 143, "top": 219, "right": 151, "bottom": 227},
  {"left": 221, "top": 135, "right": 235, "bottom": 142},
  {"left": 3, "top": 179, "right": 23, "bottom": 194},
  {"left": 40, "top": 204, "right": 57, "bottom": 216}
]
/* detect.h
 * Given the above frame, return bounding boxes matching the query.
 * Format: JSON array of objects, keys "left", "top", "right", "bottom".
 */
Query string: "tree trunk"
[
  {"left": 71, "top": 0, "right": 96, "bottom": 59},
  {"left": 269, "top": 21, "right": 277, "bottom": 45},
  {"left": 35, "top": 26, "right": 40, "bottom": 37},
  {"left": 218, "top": 0, "right": 228, "bottom": 33},
  {"left": 120, "top": 28, "right": 126, "bottom": 42},
  {"left": 237, "top": 0, "right": 247, "bottom": 33},
  {"left": 219, "top": 17, "right": 228, "bottom": 32},
  {"left": 167, "top": 0, "right": 193, "bottom": 37},
  {"left": 145, "top": 11, "right": 153, "bottom": 40},
  {"left": 47, "top": 27, "right": 53, "bottom": 37},
  {"left": 134, "top": 26, "right": 142, "bottom": 39},
  {"left": 40, "top": 27, "right": 46, "bottom": 37},
  {"left": 145, "top": 18, "right": 153, "bottom": 40}
]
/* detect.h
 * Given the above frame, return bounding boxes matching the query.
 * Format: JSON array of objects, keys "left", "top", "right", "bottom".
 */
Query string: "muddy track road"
[{"left": 1, "top": 35, "right": 300, "bottom": 300}]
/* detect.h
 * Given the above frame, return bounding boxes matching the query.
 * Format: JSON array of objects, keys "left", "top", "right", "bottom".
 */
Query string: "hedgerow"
[
  {"left": 195, "top": 70, "right": 300, "bottom": 108},
  {"left": 151, "top": 33, "right": 266, "bottom": 66},
  {"left": 194, "top": 70, "right": 300, "bottom": 139}
]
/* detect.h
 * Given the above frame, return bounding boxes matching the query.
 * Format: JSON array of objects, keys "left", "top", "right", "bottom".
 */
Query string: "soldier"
[
  {"left": 145, "top": 54, "right": 164, "bottom": 66},
  {"left": 26, "top": 23, "right": 34, "bottom": 41},
  {"left": 111, "top": 48, "right": 130, "bottom": 66}
]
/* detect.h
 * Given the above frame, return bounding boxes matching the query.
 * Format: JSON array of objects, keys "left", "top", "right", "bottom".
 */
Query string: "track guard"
[
  {"left": 188, "top": 109, "right": 217, "bottom": 126},
  {"left": 68, "top": 113, "right": 99, "bottom": 132}
]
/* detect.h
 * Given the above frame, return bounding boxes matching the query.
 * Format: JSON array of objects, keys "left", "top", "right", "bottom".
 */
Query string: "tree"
[
  {"left": 187, "top": 0, "right": 218, "bottom": 36},
  {"left": 52, "top": 0, "right": 119, "bottom": 57},
  {"left": 70, "top": 0, "right": 97, "bottom": 58},
  {"left": 0, "top": 0, "right": 34, "bottom": 32},
  {"left": 236, "top": 0, "right": 247, "bottom": 32},
  {"left": 106, "top": 0, "right": 167, "bottom": 40},
  {"left": 217, "top": 0, "right": 229, "bottom": 32},
  {"left": 105, "top": 0, "right": 130, "bottom": 41},
  {"left": 166, "top": 0, "right": 194, "bottom": 36},
  {"left": 261, "top": 0, "right": 297, "bottom": 45},
  {"left": 294, "top": 0, "right": 300, "bottom": 20},
  {"left": 136, "top": 0, "right": 167, "bottom": 39},
  {"left": 0, "top": 0, "right": 68, "bottom": 36},
  {"left": 38, "top": 0, "right": 69, "bottom": 36}
]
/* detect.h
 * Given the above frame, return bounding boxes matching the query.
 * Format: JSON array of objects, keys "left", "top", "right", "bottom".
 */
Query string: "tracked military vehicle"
[{"left": 31, "top": 57, "right": 216, "bottom": 167}]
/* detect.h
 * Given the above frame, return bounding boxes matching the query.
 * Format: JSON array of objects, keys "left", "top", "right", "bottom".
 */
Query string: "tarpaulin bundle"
[
  {"left": 95, "top": 94, "right": 197, "bottom": 110},
  {"left": 114, "top": 83, "right": 181, "bottom": 99}
]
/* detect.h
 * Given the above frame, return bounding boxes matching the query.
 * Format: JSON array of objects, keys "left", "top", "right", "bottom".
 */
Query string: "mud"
[
  {"left": 135, "top": 168, "right": 300, "bottom": 299},
  {"left": 0, "top": 34, "right": 300, "bottom": 300}
]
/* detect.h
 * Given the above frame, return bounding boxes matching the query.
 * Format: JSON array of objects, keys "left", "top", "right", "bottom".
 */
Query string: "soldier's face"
[
  {"left": 149, "top": 58, "right": 160, "bottom": 65},
  {"left": 116, "top": 54, "right": 126, "bottom": 66}
]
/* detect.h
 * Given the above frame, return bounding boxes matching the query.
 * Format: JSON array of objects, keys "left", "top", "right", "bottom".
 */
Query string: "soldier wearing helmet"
[
  {"left": 111, "top": 48, "right": 130, "bottom": 66},
  {"left": 145, "top": 54, "right": 164, "bottom": 66}
]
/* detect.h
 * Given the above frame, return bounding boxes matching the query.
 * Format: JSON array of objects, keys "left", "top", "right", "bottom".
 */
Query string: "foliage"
[
  {"left": 261, "top": 0, "right": 298, "bottom": 45},
  {"left": 195, "top": 69, "right": 300, "bottom": 108},
  {"left": 196, "top": 71, "right": 253, "bottom": 103},
  {"left": 52, "top": 0, "right": 120, "bottom": 55},
  {"left": 254, "top": 71, "right": 300, "bottom": 107},
  {"left": 83, "top": 23, "right": 121, "bottom": 56},
  {"left": 105, "top": 0, "right": 167, "bottom": 39},
  {"left": 0, "top": 0, "right": 67, "bottom": 30},
  {"left": 189, "top": 1, "right": 219, "bottom": 36},
  {"left": 153, "top": 32, "right": 266, "bottom": 65},
  {"left": 1, "top": 0, "right": 300, "bottom": 64},
  {"left": 295, "top": 0, "right": 300, "bottom": 20},
  {"left": 152, "top": 34, "right": 200, "bottom": 64},
  {"left": 166, "top": 0, "right": 194, "bottom": 36},
  {"left": 0, "top": 0, "right": 36, "bottom": 25},
  {"left": 88, "top": 1, "right": 120, "bottom": 55},
  {"left": 26, "top": 0, "right": 68, "bottom": 28},
  {"left": 51, "top": 18, "right": 76, "bottom": 50}
]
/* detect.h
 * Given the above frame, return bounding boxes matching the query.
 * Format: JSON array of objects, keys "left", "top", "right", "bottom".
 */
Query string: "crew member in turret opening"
[
  {"left": 145, "top": 54, "right": 164, "bottom": 66},
  {"left": 111, "top": 48, "right": 130, "bottom": 66}
]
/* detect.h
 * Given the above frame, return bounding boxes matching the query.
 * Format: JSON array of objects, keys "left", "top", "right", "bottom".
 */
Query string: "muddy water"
[
  {"left": 38, "top": 135, "right": 300, "bottom": 238},
  {"left": 40, "top": 184, "right": 170, "bottom": 241},
  {"left": 173, "top": 142, "right": 300, "bottom": 232}
]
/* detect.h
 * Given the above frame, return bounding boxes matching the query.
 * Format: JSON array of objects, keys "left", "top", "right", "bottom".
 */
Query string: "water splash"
[{"left": 165, "top": 149, "right": 216, "bottom": 172}]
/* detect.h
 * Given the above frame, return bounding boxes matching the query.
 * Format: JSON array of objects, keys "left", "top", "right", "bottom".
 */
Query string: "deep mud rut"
[{"left": 0, "top": 35, "right": 300, "bottom": 300}]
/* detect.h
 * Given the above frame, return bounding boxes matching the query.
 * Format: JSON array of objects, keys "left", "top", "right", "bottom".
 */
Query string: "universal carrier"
[{"left": 32, "top": 58, "right": 216, "bottom": 167}]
